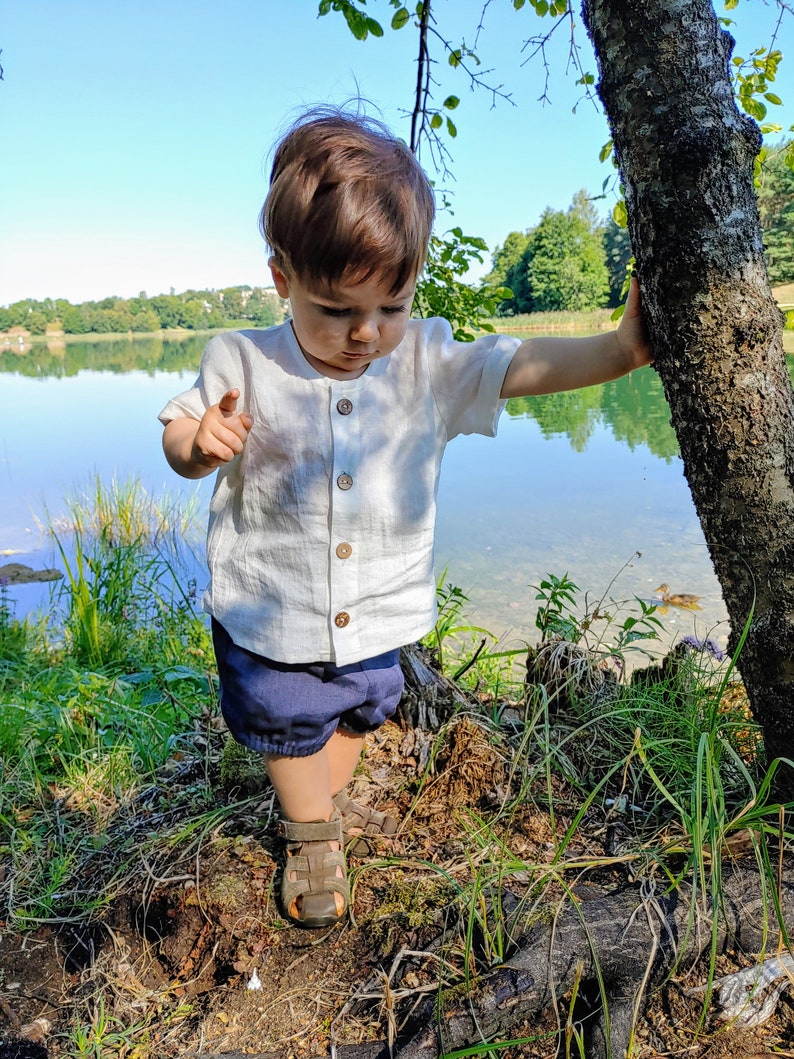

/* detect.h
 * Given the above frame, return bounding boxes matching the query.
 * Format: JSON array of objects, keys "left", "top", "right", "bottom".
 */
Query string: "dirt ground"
[{"left": 1, "top": 713, "right": 793, "bottom": 1058}]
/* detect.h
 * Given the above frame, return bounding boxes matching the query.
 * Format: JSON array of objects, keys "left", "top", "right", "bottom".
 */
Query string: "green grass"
[
  {"left": 479, "top": 309, "right": 615, "bottom": 334},
  {"left": 0, "top": 478, "right": 216, "bottom": 928}
]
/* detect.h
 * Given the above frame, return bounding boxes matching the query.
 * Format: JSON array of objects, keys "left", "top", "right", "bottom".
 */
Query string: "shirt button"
[
  {"left": 337, "top": 473, "right": 353, "bottom": 490},
  {"left": 336, "top": 542, "right": 352, "bottom": 559},
  {"left": 334, "top": 611, "right": 350, "bottom": 628},
  {"left": 337, "top": 398, "right": 353, "bottom": 415}
]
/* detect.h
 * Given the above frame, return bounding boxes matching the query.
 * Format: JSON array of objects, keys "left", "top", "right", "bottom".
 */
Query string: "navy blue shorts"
[{"left": 212, "top": 620, "right": 405, "bottom": 757}]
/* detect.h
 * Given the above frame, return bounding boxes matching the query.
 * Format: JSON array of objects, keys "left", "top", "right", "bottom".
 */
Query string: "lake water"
[{"left": 5, "top": 328, "right": 783, "bottom": 663}]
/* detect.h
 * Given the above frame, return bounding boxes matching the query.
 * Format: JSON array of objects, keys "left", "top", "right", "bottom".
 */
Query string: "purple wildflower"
[{"left": 679, "top": 634, "right": 726, "bottom": 661}]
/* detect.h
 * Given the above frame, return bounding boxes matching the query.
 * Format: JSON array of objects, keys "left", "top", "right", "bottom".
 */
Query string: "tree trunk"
[{"left": 580, "top": 0, "right": 794, "bottom": 791}]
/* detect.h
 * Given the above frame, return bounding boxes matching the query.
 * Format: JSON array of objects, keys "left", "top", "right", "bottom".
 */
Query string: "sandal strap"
[
  {"left": 279, "top": 815, "right": 343, "bottom": 845},
  {"left": 332, "top": 792, "right": 399, "bottom": 837},
  {"left": 282, "top": 847, "right": 347, "bottom": 896}
]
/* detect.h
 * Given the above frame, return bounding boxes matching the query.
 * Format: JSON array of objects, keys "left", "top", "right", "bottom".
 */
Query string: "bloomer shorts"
[{"left": 212, "top": 619, "right": 405, "bottom": 757}]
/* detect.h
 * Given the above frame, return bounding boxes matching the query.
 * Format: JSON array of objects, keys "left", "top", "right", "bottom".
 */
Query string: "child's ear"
[{"left": 268, "top": 257, "right": 290, "bottom": 299}]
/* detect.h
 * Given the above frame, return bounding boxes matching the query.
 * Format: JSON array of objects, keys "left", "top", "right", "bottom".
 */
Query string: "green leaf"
[
  {"left": 343, "top": 8, "right": 369, "bottom": 39},
  {"left": 725, "top": 0, "right": 739, "bottom": 8},
  {"left": 535, "top": 0, "right": 549, "bottom": 15},
  {"left": 612, "top": 199, "right": 628, "bottom": 229},
  {"left": 764, "top": 92, "right": 782, "bottom": 106},
  {"left": 365, "top": 16, "right": 384, "bottom": 36},
  {"left": 449, "top": 48, "right": 462, "bottom": 68},
  {"left": 391, "top": 6, "right": 410, "bottom": 29},
  {"left": 443, "top": 94, "right": 460, "bottom": 110},
  {"left": 742, "top": 97, "right": 767, "bottom": 120},
  {"left": 513, "top": 0, "right": 525, "bottom": 8},
  {"left": 446, "top": 116, "right": 457, "bottom": 138},
  {"left": 430, "top": 112, "right": 443, "bottom": 129},
  {"left": 599, "top": 139, "right": 613, "bottom": 163}
]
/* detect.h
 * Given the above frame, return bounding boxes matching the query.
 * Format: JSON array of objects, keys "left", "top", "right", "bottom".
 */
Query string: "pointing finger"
[{"left": 218, "top": 389, "right": 240, "bottom": 415}]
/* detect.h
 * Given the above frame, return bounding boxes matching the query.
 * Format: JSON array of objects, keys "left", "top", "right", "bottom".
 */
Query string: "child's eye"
[
  {"left": 320, "top": 306, "right": 350, "bottom": 317},
  {"left": 383, "top": 305, "right": 408, "bottom": 315}
]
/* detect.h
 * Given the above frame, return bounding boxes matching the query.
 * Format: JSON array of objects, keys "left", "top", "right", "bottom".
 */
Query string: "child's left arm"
[{"left": 500, "top": 277, "right": 653, "bottom": 399}]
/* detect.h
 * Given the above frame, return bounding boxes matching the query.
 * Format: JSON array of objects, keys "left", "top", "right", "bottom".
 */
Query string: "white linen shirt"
[{"left": 158, "top": 317, "right": 520, "bottom": 666}]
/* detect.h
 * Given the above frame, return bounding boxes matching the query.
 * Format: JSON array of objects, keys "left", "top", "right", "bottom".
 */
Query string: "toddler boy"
[{"left": 160, "top": 108, "right": 651, "bottom": 928}]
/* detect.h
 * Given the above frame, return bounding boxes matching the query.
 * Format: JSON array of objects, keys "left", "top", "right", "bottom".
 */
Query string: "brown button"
[
  {"left": 337, "top": 398, "right": 353, "bottom": 415},
  {"left": 335, "top": 542, "right": 352, "bottom": 559},
  {"left": 337, "top": 473, "right": 353, "bottom": 490},
  {"left": 334, "top": 611, "right": 350, "bottom": 628}
]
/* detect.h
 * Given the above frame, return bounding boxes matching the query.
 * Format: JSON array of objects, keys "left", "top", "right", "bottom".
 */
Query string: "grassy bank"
[
  {"left": 1, "top": 325, "right": 249, "bottom": 348},
  {"left": 4, "top": 294, "right": 793, "bottom": 350},
  {"left": 480, "top": 308, "right": 616, "bottom": 334},
  {"left": 0, "top": 480, "right": 791, "bottom": 1056}
]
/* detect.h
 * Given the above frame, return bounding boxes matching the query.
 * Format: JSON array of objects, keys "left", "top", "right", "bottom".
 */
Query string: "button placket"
[{"left": 328, "top": 385, "right": 361, "bottom": 651}]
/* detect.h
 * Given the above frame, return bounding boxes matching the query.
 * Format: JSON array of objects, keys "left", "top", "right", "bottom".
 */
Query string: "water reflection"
[
  {"left": 507, "top": 367, "right": 679, "bottom": 461},
  {"left": 0, "top": 333, "right": 209, "bottom": 378}
]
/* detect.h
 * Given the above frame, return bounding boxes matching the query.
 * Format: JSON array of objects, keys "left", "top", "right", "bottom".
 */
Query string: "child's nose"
[{"left": 350, "top": 317, "right": 379, "bottom": 343}]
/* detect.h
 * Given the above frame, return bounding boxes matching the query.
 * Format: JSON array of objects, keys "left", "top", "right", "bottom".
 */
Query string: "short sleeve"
[
  {"left": 158, "top": 333, "right": 247, "bottom": 425},
  {"left": 420, "top": 318, "right": 521, "bottom": 439}
]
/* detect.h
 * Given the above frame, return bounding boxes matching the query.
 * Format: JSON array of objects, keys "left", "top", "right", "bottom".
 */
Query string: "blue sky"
[{"left": 2, "top": 1, "right": 792, "bottom": 305}]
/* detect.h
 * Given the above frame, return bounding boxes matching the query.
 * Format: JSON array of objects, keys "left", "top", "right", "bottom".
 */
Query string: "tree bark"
[{"left": 580, "top": 0, "right": 794, "bottom": 791}]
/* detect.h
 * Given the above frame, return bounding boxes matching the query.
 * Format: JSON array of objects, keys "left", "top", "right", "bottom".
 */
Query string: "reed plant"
[
  {"left": 46, "top": 476, "right": 206, "bottom": 671},
  {"left": 46, "top": 474, "right": 201, "bottom": 547}
]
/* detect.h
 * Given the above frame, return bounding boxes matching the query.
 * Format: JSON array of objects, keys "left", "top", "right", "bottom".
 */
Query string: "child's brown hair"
[{"left": 261, "top": 108, "right": 435, "bottom": 294}]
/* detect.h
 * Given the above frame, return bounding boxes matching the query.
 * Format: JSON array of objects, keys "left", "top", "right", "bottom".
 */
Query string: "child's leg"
[
  {"left": 264, "top": 748, "right": 335, "bottom": 821},
  {"left": 326, "top": 728, "right": 366, "bottom": 796},
  {"left": 264, "top": 730, "right": 365, "bottom": 819}
]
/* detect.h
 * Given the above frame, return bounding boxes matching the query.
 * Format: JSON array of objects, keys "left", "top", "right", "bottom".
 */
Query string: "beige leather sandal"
[
  {"left": 332, "top": 791, "right": 399, "bottom": 855},
  {"left": 279, "top": 812, "right": 348, "bottom": 928}
]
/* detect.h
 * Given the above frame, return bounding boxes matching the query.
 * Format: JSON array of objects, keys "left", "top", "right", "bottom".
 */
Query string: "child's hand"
[
  {"left": 616, "top": 277, "right": 654, "bottom": 370},
  {"left": 192, "top": 389, "right": 253, "bottom": 469}
]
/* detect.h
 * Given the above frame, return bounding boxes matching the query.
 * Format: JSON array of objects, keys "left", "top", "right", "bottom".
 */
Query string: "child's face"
[{"left": 270, "top": 264, "right": 415, "bottom": 380}]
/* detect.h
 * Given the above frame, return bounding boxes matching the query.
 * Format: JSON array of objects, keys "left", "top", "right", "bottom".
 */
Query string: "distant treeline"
[{"left": 0, "top": 286, "right": 286, "bottom": 336}]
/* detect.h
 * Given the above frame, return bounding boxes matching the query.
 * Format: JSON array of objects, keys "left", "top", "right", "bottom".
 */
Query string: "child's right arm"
[{"left": 162, "top": 388, "right": 253, "bottom": 479}]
